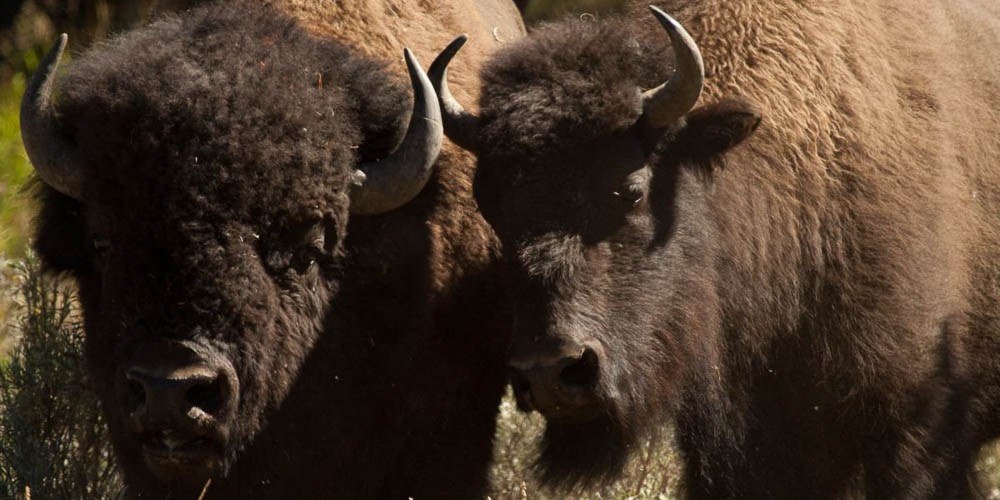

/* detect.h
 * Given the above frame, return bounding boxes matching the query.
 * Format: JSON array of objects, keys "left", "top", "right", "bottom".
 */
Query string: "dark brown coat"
[
  {"left": 28, "top": 1, "right": 523, "bottom": 498},
  {"left": 465, "top": 0, "right": 1000, "bottom": 497}
]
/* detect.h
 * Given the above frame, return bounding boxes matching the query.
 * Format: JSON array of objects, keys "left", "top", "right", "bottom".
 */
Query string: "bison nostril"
[
  {"left": 185, "top": 377, "right": 224, "bottom": 415},
  {"left": 559, "top": 348, "right": 600, "bottom": 389}
]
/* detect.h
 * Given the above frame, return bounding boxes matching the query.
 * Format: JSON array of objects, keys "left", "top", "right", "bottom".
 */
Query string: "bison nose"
[
  {"left": 124, "top": 361, "right": 237, "bottom": 433},
  {"left": 126, "top": 365, "right": 233, "bottom": 423},
  {"left": 509, "top": 345, "right": 602, "bottom": 419},
  {"left": 121, "top": 340, "right": 238, "bottom": 435}
]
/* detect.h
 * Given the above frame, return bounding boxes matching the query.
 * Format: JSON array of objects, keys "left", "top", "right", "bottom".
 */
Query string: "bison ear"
[
  {"left": 33, "top": 182, "right": 90, "bottom": 275},
  {"left": 678, "top": 99, "right": 761, "bottom": 158}
]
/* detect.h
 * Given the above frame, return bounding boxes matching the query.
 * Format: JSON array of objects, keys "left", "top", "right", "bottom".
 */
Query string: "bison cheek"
[{"left": 226, "top": 296, "right": 329, "bottom": 445}]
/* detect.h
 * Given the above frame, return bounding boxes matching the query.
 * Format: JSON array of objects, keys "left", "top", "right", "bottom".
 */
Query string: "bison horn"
[
  {"left": 20, "top": 34, "right": 86, "bottom": 201},
  {"left": 639, "top": 6, "right": 704, "bottom": 130},
  {"left": 428, "top": 35, "right": 480, "bottom": 152},
  {"left": 350, "top": 49, "right": 444, "bottom": 215}
]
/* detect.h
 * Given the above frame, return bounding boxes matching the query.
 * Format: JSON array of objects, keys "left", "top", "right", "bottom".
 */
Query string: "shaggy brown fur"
[
  {"left": 32, "top": 1, "right": 524, "bottom": 498},
  {"left": 469, "top": 1, "right": 1000, "bottom": 498}
]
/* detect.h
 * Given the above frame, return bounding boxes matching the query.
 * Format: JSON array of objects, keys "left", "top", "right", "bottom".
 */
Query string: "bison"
[
  {"left": 21, "top": 1, "right": 523, "bottom": 498},
  {"left": 431, "top": 2, "right": 1000, "bottom": 498}
]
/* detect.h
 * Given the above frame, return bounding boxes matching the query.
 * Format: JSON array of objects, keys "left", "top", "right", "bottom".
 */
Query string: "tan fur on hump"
[{"left": 265, "top": 0, "right": 524, "bottom": 108}]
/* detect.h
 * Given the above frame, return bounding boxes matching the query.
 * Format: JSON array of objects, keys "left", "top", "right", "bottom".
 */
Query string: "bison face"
[
  {"left": 75, "top": 205, "right": 345, "bottom": 494},
  {"left": 472, "top": 101, "right": 759, "bottom": 487},
  {"left": 22, "top": 4, "right": 443, "bottom": 496}
]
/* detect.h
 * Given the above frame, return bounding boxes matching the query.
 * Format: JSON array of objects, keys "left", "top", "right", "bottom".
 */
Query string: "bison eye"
[
  {"left": 264, "top": 223, "right": 327, "bottom": 275},
  {"left": 611, "top": 168, "right": 649, "bottom": 211},
  {"left": 613, "top": 183, "right": 645, "bottom": 209},
  {"left": 290, "top": 238, "right": 324, "bottom": 274},
  {"left": 290, "top": 250, "right": 317, "bottom": 274},
  {"left": 266, "top": 246, "right": 320, "bottom": 275},
  {"left": 92, "top": 237, "right": 111, "bottom": 256}
]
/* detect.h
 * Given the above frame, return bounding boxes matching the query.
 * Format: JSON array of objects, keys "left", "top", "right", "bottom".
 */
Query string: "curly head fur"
[
  {"left": 50, "top": 2, "right": 406, "bottom": 233},
  {"left": 477, "top": 17, "right": 671, "bottom": 161}
]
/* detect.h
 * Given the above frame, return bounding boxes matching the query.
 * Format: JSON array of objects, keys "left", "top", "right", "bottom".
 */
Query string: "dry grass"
[
  {"left": 488, "top": 387, "right": 1000, "bottom": 499},
  {"left": 977, "top": 441, "right": 1000, "bottom": 499},
  {"left": 488, "top": 387, "right": 683, "bottom": 500}
]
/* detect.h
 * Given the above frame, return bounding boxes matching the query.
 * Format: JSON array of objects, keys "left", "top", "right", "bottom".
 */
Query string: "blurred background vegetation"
[{"left": 0, "top": 1, "right": 996, "bottom": 499}]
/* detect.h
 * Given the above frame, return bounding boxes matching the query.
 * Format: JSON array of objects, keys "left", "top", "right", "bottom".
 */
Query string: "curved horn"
[
  {"left": 428, "top": 35, "right": 480, "bottom": 152},
  {"left": 639, "top": 6, "right": 704, "bottom": 129},
  {"left": 350, "top": 49, "right": 443, "bottom": 215},
  {"left": 20, "top": 34, "right": 86, "bottom": 200}
]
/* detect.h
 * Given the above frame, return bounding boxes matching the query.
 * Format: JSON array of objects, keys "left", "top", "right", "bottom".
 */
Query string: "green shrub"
[{"left": 0, "top": 253, "right": 122, "bottom": 499}]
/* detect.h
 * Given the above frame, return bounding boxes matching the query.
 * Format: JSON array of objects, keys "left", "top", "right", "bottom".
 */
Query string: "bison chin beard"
[
  {"left": 534, "top": 412, "right": 639, "bottom": 492},
  {"left": 533, "top": 364, "right": 682, "bottom": 492}
]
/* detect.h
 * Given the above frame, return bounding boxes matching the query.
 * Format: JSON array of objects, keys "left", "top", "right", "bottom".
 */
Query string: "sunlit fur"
[
  {"left": 33, "top": 2, "right": 517, "bottom": 498},
  {"left": 473, "top": 1, "right": 1000, "bottom": 498}
]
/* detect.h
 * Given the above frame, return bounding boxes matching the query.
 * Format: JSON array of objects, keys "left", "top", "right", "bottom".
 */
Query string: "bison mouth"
[
  {"left": 510, "top": 350, "right": 605, "bottom": 423},
  {"left": 512, "top": 380, "right": 605, "bottom": 422},
  {"left": 140, "top": 432, "right": 223, "bottom": 490}
]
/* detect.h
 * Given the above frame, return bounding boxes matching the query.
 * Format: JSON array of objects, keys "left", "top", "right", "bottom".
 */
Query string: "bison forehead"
[
  {"left": 55, "top": 2, "right": 409, "bottom": 218},
  {"left": 477, "top": 17, "right": 671, "bottom": 154}
]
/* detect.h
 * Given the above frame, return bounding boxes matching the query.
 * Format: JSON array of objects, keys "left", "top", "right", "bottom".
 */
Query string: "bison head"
[
  {"left": 21, "top": 4, "right": 441, "bottom": 496},
  {"left": 431, "top": 7, "right": 761, "bottom": 488}
]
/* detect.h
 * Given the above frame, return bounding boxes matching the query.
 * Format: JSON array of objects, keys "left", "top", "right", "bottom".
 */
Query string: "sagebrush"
[{"left": 0, "top": 254, "right": 122, "bottom": 499}]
